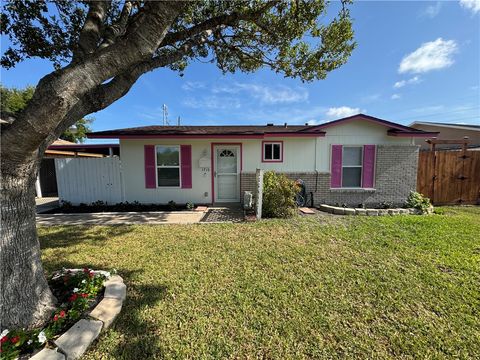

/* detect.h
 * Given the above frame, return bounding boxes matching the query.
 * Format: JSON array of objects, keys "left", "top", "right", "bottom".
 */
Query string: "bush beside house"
[{"left": 262, "top": 171, "right": 299, "bottom": 218}]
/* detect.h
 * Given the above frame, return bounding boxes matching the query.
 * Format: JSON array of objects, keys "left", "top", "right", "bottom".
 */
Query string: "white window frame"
[
  {"left": 155, "top": 145, "right": 181, "bottom": 188},
  {"left": 262, "top": 141, "right": 283, "bottom": 162},
  {"left": 341, "top": 146, "right": 363, "bottom": 188}
]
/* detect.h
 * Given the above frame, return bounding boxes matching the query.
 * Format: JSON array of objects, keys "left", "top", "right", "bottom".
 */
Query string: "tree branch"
[
  {"left": 73, "top": 1, "right": 111, "bottom": 62},
  {"left": 99, "top": 1, "right": 133, "bottom": 49},
  {"left": 161, "top": 1, "right": 279, "bottom": 47}
]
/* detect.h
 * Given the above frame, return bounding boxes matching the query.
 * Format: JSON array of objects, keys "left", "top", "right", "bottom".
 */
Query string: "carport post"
[{"left": 35, "top": 175, "right": 42, "bottom": 198}]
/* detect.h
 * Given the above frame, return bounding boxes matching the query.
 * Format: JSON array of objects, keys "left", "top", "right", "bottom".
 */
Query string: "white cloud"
[
  {"left": 214, "top": 82, "right": 308, "bottom": 104},
  {"left": 421, "top": 2, "right": 442, "bottom": 18},
  {"left": 459, "top": 0, "right": 480, "bottom": 14},
  {"left": 325, "top": 106, "right": 362, "bottom": 119},
  {"left": 182, "top": 96, "right": 241, "bottom": 110},
  {"left": 393, "top": 76, "right": 422, "bottom": 88},
  {"left": 181, "top": 81, "right": 206, "bottom": 91},
  {"left": 399, "top": 38, "right": 458, "bottom": 74},
  {"left": 391, "top": 94, "right": 401, "bottom": 100}
]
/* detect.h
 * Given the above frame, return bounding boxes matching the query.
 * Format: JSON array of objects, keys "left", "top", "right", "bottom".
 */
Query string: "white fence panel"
[{"left": 55, "top": 157, "right": 124, "bottom": 205}]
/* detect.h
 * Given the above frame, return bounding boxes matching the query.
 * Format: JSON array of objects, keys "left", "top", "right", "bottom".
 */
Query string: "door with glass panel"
[{"left": 214, "top": 145, "right": 240, "bottom": 202}]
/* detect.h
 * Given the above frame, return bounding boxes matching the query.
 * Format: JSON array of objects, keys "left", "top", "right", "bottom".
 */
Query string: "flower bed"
[
  {"left": 0, "top": 268, "right": 115, "bottom": 359},
  {"left": 42, "top": 201, "right": 199, "bottom": 214}
]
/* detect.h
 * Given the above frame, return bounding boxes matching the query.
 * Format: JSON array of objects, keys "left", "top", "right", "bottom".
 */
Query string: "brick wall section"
[{"left": 240, "top": 145, "right": 419, "bottom": 207}]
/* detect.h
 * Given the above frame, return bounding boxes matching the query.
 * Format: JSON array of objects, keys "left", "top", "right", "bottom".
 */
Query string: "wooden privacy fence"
[
  {"left": 417, "top": 150, "right": 480, "bottom": 205},
  {"left": 55, "top": 157, "right": 124, "bottom": 205}
]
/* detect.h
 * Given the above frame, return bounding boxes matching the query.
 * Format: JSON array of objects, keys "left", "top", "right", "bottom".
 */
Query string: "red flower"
[
  {"left": 53, "top": 314, "right": 59, "bottom": 321},
  {"left": 59, "top": 310, "right": 66, "bottom": 318},
  {"left": 81, "top": 293, "right": 88, "bottom": 298},
  {"left": 88, "top": 272, "right": 94, "bottom": 278},
  {"left": 83, "top": 267, "right": 90, "bottom": 273},
  {"left": 68, "top": 293, "right": 78, "bottom": 302},
  {"left": 10, "top": 336, "right": 20, "bottom": 344},
  {"left": 0, "top": 336, "right": 8, "bottom": 344}
]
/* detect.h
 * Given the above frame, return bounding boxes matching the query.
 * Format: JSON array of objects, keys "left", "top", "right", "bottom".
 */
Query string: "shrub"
[
  {"left": 186, "top": 202, "right": 195, "bottom": 210},
  {"left": 168, "top": 200, "right": 177, "bottom": 210},
  {"left": 406, "top": 191, "right": 432, "bottom": 214},
  {"left": 262, "top": 171, "right": 299, "bottom": 218}
]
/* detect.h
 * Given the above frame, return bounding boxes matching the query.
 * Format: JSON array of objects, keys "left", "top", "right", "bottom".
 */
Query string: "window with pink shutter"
[
  {"left": 362, "top": 145, "right": 376, "bottom": 188},
  {"left": 144, "top": 145, "right": 156, "bottom": 189},
  {"left": 180, "top": 145, "right": 192, "bottom": 189}
]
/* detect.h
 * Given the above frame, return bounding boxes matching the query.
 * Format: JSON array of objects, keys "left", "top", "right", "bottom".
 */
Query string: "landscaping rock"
[
  {"left": 366, "top": 209, "right": 378, "bottom": 216},
  {"left": 104, "top": 276, "right": 126, "bottom": 301},
  {"left": 388, "top": 209, "right": 399, "bottom": 215},
  {"left": 319, "top": 204, "right": 334, "bottom": 213},
  {"left": 378, "top": 209, "right": 389, "bottom": 216},
  {"left": 54, "top": 319, "right": 102, "bottom": 360},
  {"left": 355, "top": 208, "right": 367, "bottom": 216},
  {"left": 343, "top": 208, "right": 356, "bottom": 215},
  {"left": 90, "top": 297, "right": 123, "bottom": 329},
  {"left": 332, "top": 207, "right": 345, "bottom": 215},
  {"left": 398, "top": 208, "right": 409, "bottom": 215},
  {"left": 30, "top": 348, "right": 65, "bottom": 360}
]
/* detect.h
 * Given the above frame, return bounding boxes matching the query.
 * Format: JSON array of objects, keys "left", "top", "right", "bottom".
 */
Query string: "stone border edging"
[
  {"left": 319, "top": 204, "right": 418, "bottom": 216},
  {"left": 31, "top": 275, "right": 126, "bottom": 360}
]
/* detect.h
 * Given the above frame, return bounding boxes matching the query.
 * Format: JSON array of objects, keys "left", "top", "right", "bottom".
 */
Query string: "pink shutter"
[
  {"left": 331, "top": 145, "right": 343, "bottom": 188},
  {"left": 362, "top": 145, "right": 376, "bottom": 188},
  {"left": 180, "top": 145, "right": 192, "bottom": 189},
  {"left": 144, "top": 145, "right": 156, "bottom": 189}
]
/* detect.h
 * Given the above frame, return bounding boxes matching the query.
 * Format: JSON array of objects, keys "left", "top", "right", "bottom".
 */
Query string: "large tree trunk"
[
  {"left": 1, "top": 156, "right": 56, "bottom": 329},
  {"left": 0, "top": 1, "right": 186, "bottom": 330}
]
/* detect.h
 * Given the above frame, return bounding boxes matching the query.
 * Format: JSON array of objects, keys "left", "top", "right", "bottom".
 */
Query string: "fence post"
[{"left": 255, "top": 169, "right": 264, "bottom": 220}]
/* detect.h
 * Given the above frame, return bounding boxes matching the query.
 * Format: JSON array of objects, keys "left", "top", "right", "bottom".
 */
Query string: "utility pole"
[{"left": 177, "top": 116, "right": 181, "bottom": 126}]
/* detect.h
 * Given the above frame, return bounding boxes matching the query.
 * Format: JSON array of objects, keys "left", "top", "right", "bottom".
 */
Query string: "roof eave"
[
  {"left": 87, "top": 132, "right": 325, "bottom": 139},
  {"left": 387, "top": 130, "right": 439, "bottom": 138}
]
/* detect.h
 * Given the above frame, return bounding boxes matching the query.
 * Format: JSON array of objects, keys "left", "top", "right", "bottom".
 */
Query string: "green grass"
[{"left": 39, "top": 207, "right": 480, "bottom": 359}]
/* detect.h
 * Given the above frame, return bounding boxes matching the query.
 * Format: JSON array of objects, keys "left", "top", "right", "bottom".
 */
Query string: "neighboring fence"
[
  {"left": 55, "top": 157, "right": 124, "bottom": 205},
  {"left": 417, "top": 149, "right": 480, "bottom": 205}
]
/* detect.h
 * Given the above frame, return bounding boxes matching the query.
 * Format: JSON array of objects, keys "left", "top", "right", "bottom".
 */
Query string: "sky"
[{"left": 1, "top": 1, "right": 479, "bottom": 144}]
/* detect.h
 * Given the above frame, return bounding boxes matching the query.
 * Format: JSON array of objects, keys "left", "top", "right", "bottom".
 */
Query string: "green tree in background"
[{"left": 1, "top": 85, "right": 93, "bottom": 143}]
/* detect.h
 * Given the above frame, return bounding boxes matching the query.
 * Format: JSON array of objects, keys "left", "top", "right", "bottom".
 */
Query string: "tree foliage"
[
  {"left": 0, "top": 85, "right": 92, "bottom": 143},
  {"left": 1, "top": 0, "right": 355, "bottom": 81}
]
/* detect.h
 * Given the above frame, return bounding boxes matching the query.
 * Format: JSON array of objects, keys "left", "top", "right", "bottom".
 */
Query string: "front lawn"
[{"left": 39, "top": 207, "right": 480, "bottom": 359}]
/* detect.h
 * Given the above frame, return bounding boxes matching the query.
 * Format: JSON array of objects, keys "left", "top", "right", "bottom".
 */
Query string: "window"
[
  {"left": 156, "top": 145, "right": 180, "bottom": 187},
  {"left": 342, "top": 146, "right": 362, "bottom": 187},
  {"left": 262, "top": 141, "right": 283, "bottom": 162}
]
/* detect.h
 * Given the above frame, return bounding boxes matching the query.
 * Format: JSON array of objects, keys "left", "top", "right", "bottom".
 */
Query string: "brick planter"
[
  {"left": 319, "top": 204, "right": 419, "bottom": 216},
  {"left": 31, "top": 274, "right": 126, "bottom": 360}
]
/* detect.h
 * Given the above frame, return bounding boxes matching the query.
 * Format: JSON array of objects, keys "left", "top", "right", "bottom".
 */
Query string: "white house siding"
[
  {"left": 120, "top": 121, "right": 416, "bottom": 204},
  {"left": 120, "top": 137, "right": 317, "bottom": 204},
  {"left": 121, "top": 139, "right": 212, "bottom": 204}
]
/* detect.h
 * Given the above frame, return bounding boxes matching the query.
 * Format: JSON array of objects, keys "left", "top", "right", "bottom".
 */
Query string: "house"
[
  {"left": 87, "top": 114, "right": 437, "bottom": 207},
  {"left": 409, "top": 121, "right": 480, "bottom": 150}
]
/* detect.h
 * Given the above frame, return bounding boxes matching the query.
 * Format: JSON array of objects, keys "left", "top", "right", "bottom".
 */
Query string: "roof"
[
  {"left": 51, "top": 139, "right": 77, "bottom": 146},
  {"left": 88, "top": 114, "right": 437, "bottom": 139},
  {"left": 409, "top": 121, "right": 480, "bottom": 132},
  {"left": 88, "top": 124, "right": 325, "bottom": 139}
]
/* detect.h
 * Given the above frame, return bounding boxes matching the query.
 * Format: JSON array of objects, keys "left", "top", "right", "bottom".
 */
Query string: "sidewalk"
[{"left": 36, "top": 211, "right": 205, "bottom": 225}]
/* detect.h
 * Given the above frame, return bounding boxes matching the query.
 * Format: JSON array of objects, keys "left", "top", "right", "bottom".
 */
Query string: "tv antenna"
[{"left": 162, "top": 104, "right": 169, "bottom": 126}]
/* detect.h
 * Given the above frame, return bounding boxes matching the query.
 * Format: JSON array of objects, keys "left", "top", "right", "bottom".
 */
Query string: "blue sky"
[{"left": 1, "top": 1, "right": 479, "bottom": 144}]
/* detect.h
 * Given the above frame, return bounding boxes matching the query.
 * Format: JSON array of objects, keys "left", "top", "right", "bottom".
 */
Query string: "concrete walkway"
[
  {"left": 36, "top": 197, "right": 59, "bottom": 213},
  {"left": 37, "top": 211, "right": 205, "bottom": 225}
]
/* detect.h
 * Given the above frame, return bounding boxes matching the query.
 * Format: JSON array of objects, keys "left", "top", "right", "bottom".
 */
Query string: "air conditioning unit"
[{"left": 243, "top": 191, "right": 253, "bottom": 210}]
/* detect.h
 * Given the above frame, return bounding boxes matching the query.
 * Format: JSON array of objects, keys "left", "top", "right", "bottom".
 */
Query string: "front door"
[{"left": 214, "top": 145, "right": 240, "bottom": 202}]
